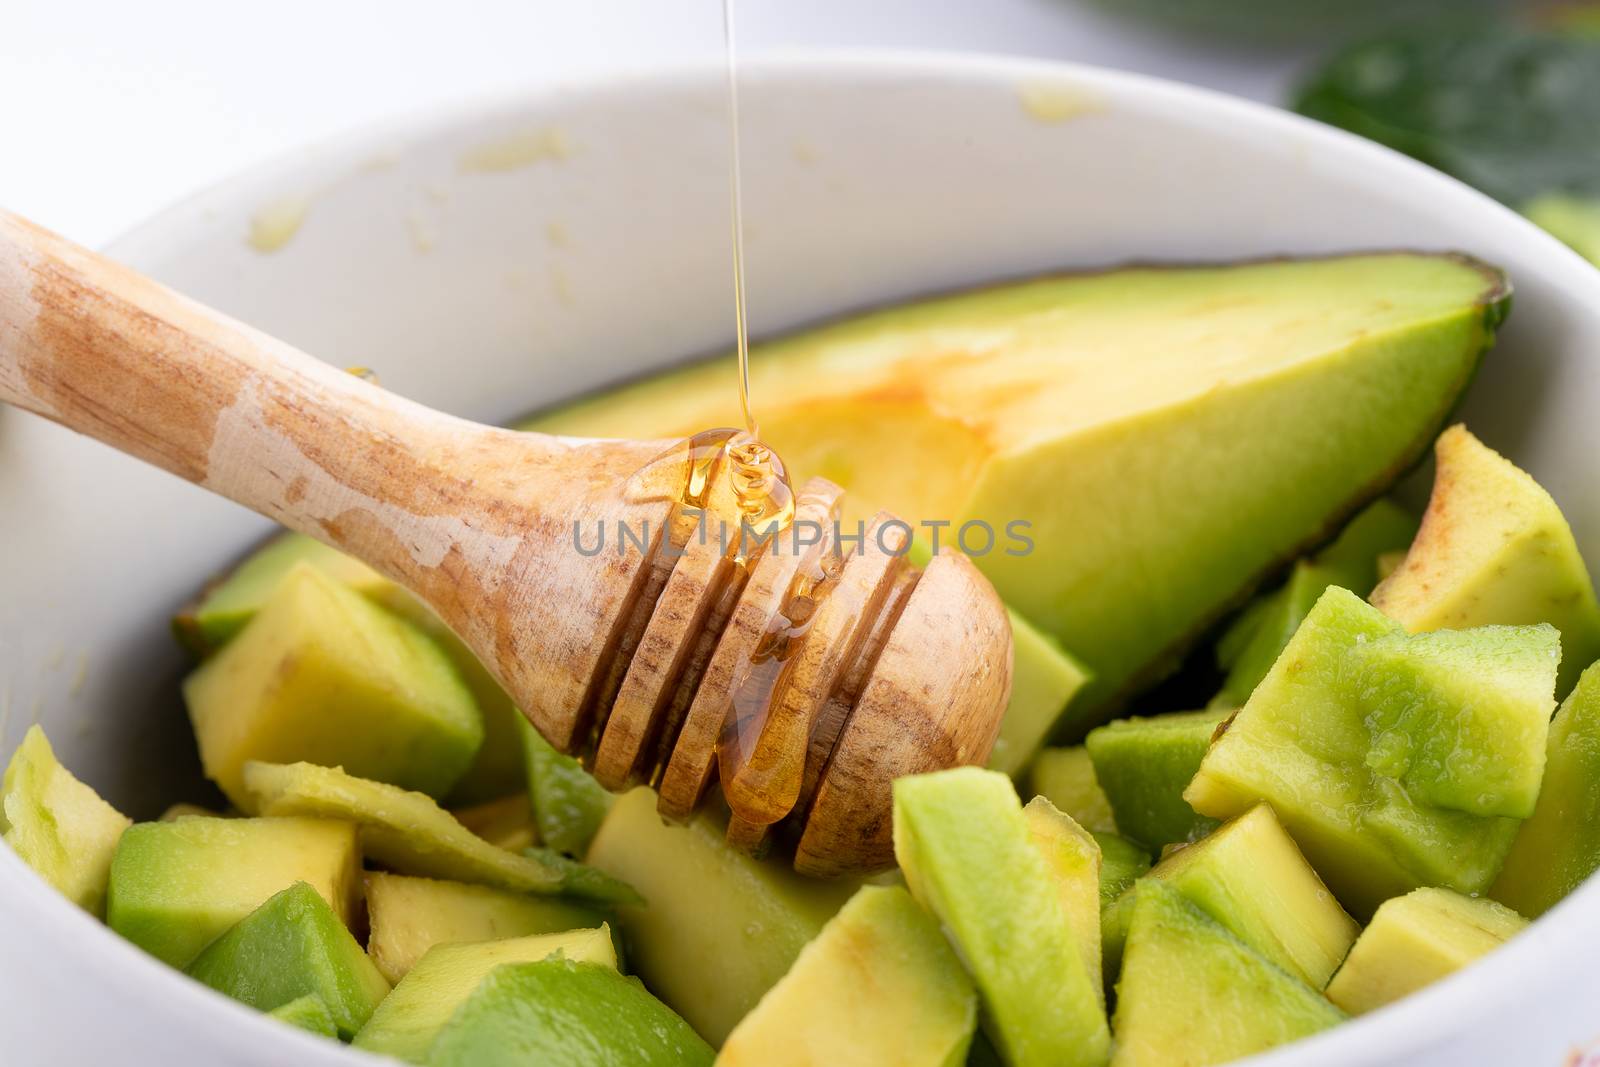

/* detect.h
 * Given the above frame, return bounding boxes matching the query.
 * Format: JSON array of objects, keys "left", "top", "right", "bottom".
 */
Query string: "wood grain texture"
[{"left": 0, "top": 209, "right": 1013, "bottom": 875}]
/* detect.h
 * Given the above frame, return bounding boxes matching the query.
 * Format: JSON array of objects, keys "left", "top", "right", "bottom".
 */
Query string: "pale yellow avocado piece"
[
  {"left": 719, "top": 884, "right": 978, "bottom": 1067},
  {"left": 364, "top": 871, "right": 609, "bottom": 984},
  {"left": 1022, "top": 796, "right": 1104, "bottom": 1000},
  {"left": 449, "top": 793, "right": 538, "bottom": 853},
  {"left": 1325, "top": 887, "right": 1527, "bottom": 1015},
  {"left": 1110, "top": 880, "right": 1343, "bottom": 1066},
  {"left": 1372, "top": 425, "right": 1600, "bottom": 696},
  {"left": 1027, "top": 746, "right": 1117, "bottom": 835},
  {"left": 180, "top": 530, "right": 529, "bottom": 807},
  {"left": 183, "top": 563, "right": 483, "bottom": 808},
  {"left": 533, "top": 255, "right": 1508, "bottom": 729},
  {"left": 1102, "top": 804, "right": 1358, "bottom": 989},
  {"left": 0, "top": 725, "right": 131, "bottom": 917},
  {"left": 105, "top": 815, "right": 361, "bottom": 968},
  {"left": 992, "top": 613, "right": 1092, "bottom": 773},
  {"left": 353, "top": 925, "right": 616, "bottom": 1063},
  {"left": 585, "top": 787, "right": 858, "bottom": 1046},
  {"left": 242, "top": 761, "right": 635, "bottom": 903}
]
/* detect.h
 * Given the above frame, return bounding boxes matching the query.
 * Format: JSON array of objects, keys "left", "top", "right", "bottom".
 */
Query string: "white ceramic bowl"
[{"left": 3, "top": 53, "right": 1599, "bottom": 1067}]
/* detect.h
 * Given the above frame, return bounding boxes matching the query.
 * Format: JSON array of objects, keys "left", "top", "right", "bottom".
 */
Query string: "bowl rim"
[{"left": 10, "top": 48, "right": 1599, "bottom": 1067}]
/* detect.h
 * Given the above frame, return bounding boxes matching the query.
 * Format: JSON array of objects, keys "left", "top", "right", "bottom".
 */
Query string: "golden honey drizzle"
[{"left": 616, "top": 0, "right": 864, "bottom": 845}]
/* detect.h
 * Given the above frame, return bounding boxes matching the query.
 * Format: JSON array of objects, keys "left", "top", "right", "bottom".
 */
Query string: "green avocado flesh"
[
  {"left": 894, "top": 768, "right": 1108, "bottom": 1067},
  {"left": 180, "top": 531, "right": 530, "bottom": 807},
  {"left": 1493, "top": 661, "right": 1600, "bottom": 917},
  {"left": 1103, "top": 805, "right": 1357, "bottom": 990},
  {"left": 1213, "top": 500, "right": 1417, "bottom": 709},
  {"left": 720, "top": 885, "right": 977, "bottom": 1067},
  {"left": 1, "top": 724, "right": 130, "bottom": 917},
  {"left": 584, "top": 787, "right": 857, "bottom": 1046},
  {"left": 531, "top": 254, "right": 1507, "bottom": 732},
  {"left": 353, "top": 927, "right": 616, "bottom": 1063},
  {"left": 1027, "top": 746, "right": 1116, "bottom": 835},
  {"left": 106, "top": 815, "right": 361, "bottom": 969},
  {"left": 1110, "top": 881, "right": 1343, "bottom": 1067},
  {"left": 428, "top": 959, "right": 713, "bottom": 1067},
  {"left": 1325, "top": 888, "right": 1527, "bottom": 1016},
  {"left": 1186, "top": 588, "right": 1523, "bottom": 916},
  {"left": 1353, "top": 625, "right": 1559, "bottom": 818},
  {"left": 365, "top": 871, "right": 609, "bottom": 985},
  {"left": 1372, "top": 426, "right": 1600, "bottom": 697},
  {"left": 185, "top": 881, "right": 389, "bottom": 1038},
  {"left": 242, "top": 761, "right": 634, "bottom": 903},
  {"left": 1024, "top": 798, "right": 1104, "bottom": 1001},
  {"left": 1085, "top": 709, "right": 1229, "bottom": 851},
  {"left": 183, "top": 563, "right": 483, "bottom": 808},
  {"left": 1093, "top": 833, "right": 1151, "bottom": 911},
  {"left": 267, "top": 995, "right": 339, "bottom": 1038},
  {"left": 519, "top": 719, "right": 611, "bottom": 856}
]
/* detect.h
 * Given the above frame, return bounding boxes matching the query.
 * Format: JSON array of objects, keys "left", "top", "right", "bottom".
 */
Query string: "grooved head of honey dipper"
[{"left": 792, "top": 549, "right": 1013, "bottom": 877}]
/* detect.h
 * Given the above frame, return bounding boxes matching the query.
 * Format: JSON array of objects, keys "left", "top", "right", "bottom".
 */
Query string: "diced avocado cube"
[
  {"left": 1353, "top": 625, "right": 1559, "bottom": 818},
  {"left": 1027, "top": 746, "right": 1116, "bottom": 835},
  {"left": 183, "top": 563, "right": 482, "bottom": 807},
  {"left": 449, "top": 793, "right": 536, "bottom": 853},
  {"left": 584, "top": 787, "right": 857, "bottom": 1046},
  {"left": 720, "top": 885, "right": 977, "bottom": 1067},
  {"left": 1214, "top": 500, "right": 1417, "bottom": 709},
  {"left": 185, "top": 530, "right": 534, "bottom": 809},
  {"left": 1085, "top": 709, "right": 1228, "bottom": 850},
  {"left": 427, "top": 958, "right": 713, "bottom": 1067},
  {"left": 242, "top": 761, "right": 634, "bottom": 904},
  {"left": 519, "top": 719, "right": 611, "bottom": 856},
  {"left": 353, "top": 926, "right": 616, "bottom": 1063},
  {"left": 1186, "top": 587, "right": 1521, "bottom": 916},
  {"left": 893, "top": 768, "right": 1109, "bottom": 1067},
  {"left": 1092, "top": 833, "right": 1150, "bottom": 911},
  {"left": 106, "top": 815, "right": 360, "bottom": 968},
  {"left": 159, "top": 803, "right": 224, "bottom": 822},
  {"left": 1103, "top": 805, "right": 1357, "bottom": 989},
  {"left": 1325, "top": 887, "right": 1527, "bottom": 1015},
  {"left": 1493, "top": 660, "right": 1600, "bottom": 916},
  {"left": 1372, "top": 425, "right": 1600, "bottom": 696},
  {"left": 1023, "top": 797, "right": 1103, "bottom": 1000},
  {"left": 1, "top": 724, "right": 130, "bottom": 916},
  {"left": 267, "top": 994, "right": 339, "bottom": 1039},
  {"left": 992, "top": 613, "right": 1092, "bottom": 775},
  {"left": 186, "top": 881, "right": 390, "bottom": 1038},
  {"left": 177, "top": 532, "right": 394, "bottom": 653},
  {"left": 365, "top": 871, "right": 608, "bottom": 984},
  {"left": 1110, "top": 880, "right": 1343, "bottom": 1066}
]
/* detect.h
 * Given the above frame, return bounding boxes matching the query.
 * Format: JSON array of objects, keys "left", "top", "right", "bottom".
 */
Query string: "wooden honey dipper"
[{"left": 0, "top": 210, "right": 1013, "bottom": 876}]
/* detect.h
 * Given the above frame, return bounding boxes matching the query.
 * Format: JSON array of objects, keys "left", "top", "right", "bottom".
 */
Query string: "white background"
[{"left": 0, "top": 0, "right": 1312, "bottom": 247}]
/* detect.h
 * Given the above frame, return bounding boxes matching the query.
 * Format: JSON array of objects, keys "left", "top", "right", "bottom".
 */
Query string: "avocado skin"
[{"left": 427, "top": 959, "right": 713, "bottom": 1067}]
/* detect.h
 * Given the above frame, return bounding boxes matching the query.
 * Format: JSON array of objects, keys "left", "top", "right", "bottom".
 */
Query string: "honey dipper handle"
[
  {"left": 0, "top": 208, "right": 687, "bottom": 757},
  {"left": 1, "top": 209, "right": 481, "bottom": 520}
]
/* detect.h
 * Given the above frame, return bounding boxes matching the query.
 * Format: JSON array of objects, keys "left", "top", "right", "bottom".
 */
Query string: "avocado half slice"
[{"left": 531, "top": 253, "right": 1510, "bottom": 735}]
